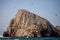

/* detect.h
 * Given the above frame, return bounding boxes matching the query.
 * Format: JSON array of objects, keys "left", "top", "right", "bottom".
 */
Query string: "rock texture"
[
  {"left": 56, "top": 26, "right": 60, "bottom": 31},
  {"left": 3, "top": 9, "right": 60, "bottom": 38},
  {"left": 55, "top": 26, "right": 60, "bottom": 36}
]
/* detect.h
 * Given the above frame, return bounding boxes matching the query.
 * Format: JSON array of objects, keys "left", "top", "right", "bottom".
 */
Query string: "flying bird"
[{"left": 56, "top": 14, "right": 57, "bottom": 16}]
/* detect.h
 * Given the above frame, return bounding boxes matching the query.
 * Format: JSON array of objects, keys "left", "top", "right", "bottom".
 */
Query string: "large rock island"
[{"left": 3, "top": 9, "right": 60, "bottom": 38}]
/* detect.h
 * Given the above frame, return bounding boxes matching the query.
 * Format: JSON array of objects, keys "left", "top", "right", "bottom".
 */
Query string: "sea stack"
[{"left": 3, "top": 9, "right": 60, "bottom": 38}]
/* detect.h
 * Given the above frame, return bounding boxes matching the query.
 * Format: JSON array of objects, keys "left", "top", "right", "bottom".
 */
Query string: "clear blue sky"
[{"left": 0, "top": 0, "right": 60, "bottom": 35}]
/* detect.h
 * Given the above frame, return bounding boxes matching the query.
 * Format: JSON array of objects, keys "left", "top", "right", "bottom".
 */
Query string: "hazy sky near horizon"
[{"left": 0, "top": 0, "right": 60, "bottom": 35}]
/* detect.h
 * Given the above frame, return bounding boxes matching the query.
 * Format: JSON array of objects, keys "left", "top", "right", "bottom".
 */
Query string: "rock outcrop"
[{"left": 3, "top": 9, "right": 60, "bottom": 38}]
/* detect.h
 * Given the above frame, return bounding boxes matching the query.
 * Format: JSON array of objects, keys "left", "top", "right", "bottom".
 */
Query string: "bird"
[{"left": 56, "top": 14, "right": 57, "bottom": 16}]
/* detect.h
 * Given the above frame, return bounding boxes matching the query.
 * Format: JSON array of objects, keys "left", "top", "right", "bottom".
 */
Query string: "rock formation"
[{"left": 3, "top": 9, "right": 60, "bottom": 38}]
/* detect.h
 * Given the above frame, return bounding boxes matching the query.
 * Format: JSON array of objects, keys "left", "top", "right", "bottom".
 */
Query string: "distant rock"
[{"left": 3, "top": 9, "right": 60, "bottom": 38}]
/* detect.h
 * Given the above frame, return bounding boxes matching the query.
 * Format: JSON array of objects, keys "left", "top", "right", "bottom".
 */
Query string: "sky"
[{"left": 0, "top": 0, "right": 60, "bottom": 35}]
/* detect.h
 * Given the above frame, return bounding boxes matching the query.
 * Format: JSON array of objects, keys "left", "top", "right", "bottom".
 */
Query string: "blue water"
[{"left": 0, "top": 37, "right": 60, "bottom": 40}]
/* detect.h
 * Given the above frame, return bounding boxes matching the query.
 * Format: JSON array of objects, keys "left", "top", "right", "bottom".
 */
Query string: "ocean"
[{"left": 0, "top": 37, "right": 60, "bottom": 40}]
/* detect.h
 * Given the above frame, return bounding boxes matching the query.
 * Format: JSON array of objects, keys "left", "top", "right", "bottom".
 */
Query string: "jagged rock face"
[{"left": 3, "top": 9, "right": 60, "bottom": 38}]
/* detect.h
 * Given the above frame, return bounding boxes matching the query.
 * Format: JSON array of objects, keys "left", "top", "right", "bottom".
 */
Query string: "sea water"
[{"left": 0, "top": 37, "right": 60, "bottom": 40}]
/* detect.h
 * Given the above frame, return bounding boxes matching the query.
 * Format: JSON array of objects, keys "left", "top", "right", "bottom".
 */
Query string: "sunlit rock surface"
[{"left": 3, "top": 9, "right": 60, "bottom": 38}]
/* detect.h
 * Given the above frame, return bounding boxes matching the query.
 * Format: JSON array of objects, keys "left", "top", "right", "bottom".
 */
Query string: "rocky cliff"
[{"left": 3, "top": 9, "right": 60, "bottom": 38}]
